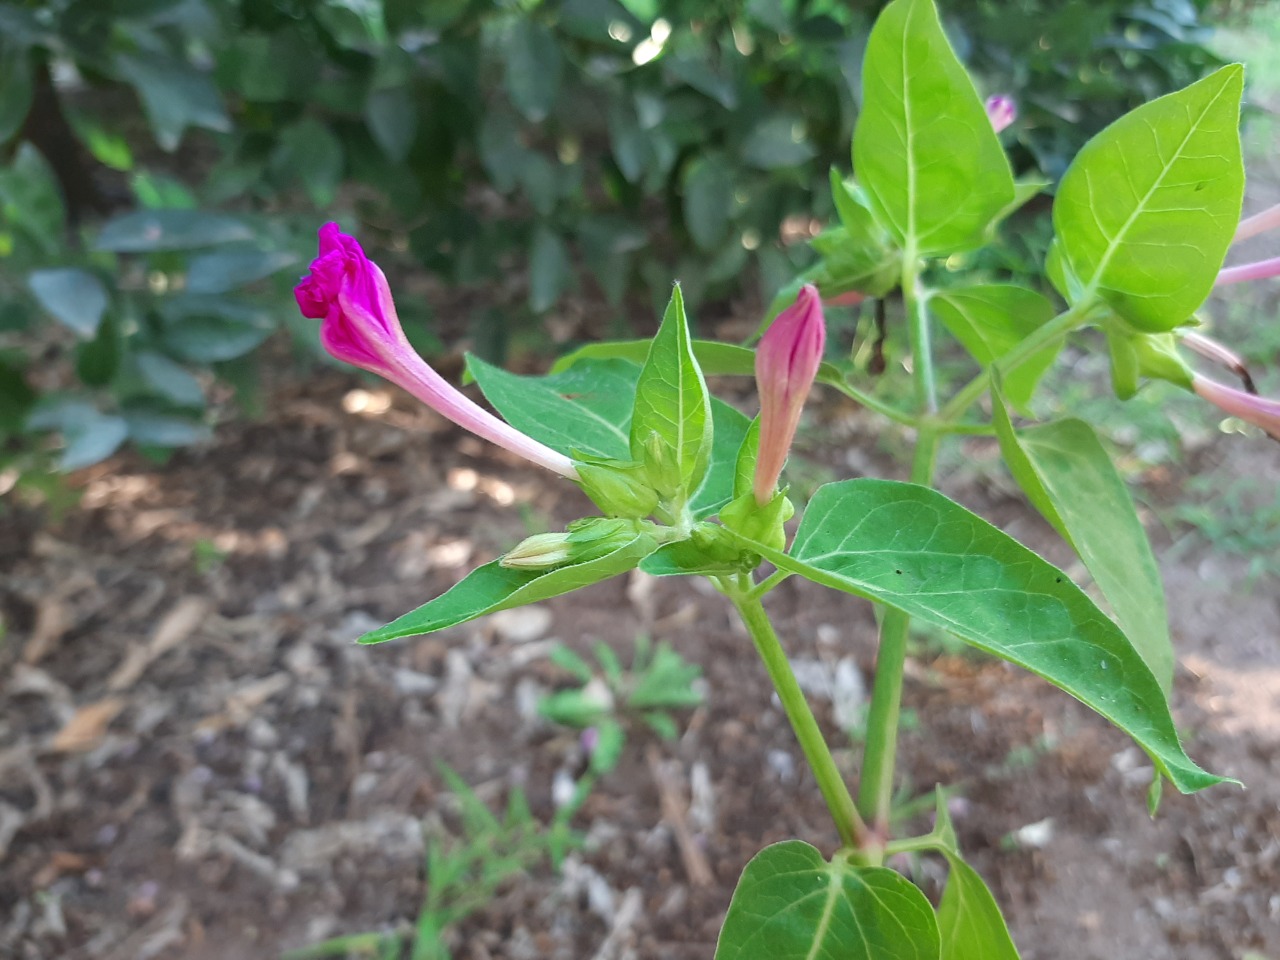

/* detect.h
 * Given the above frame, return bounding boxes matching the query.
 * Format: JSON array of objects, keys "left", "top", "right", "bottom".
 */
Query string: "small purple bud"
[
  {"left": 985, "top": 95, "right": 1016, "bottom": 134},
  {"left": 580, "top": 726, "right": 600, "bottom": 755}
]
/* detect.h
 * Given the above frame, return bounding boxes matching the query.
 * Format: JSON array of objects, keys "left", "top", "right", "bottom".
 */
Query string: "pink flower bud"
[
  {"left": 1192, "top": 374, "right": 1280, "bottom": 440},
  {"left": 296, "top": 223, "right": 578, "bottom": 479},
  {"left": 1216, "top": 254, "right": 1280, "bottom": 287},
  {"left": 985, "top": 95, "right": 1016, "bottom": 134},
  {"left": 753, "top": 284, "right": 826, "bottom": 504}
]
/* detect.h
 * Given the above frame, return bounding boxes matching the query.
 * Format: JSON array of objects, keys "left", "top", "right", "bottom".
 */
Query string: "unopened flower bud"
[
  {"left": 500, "top": 518, "right": 653, "bottom": 570},
  {"left": 985, "top": 95, "right": 1016, "bottom": 134},
  {"left": 753, "top": 284, "right": 825, "bottom": 504}
]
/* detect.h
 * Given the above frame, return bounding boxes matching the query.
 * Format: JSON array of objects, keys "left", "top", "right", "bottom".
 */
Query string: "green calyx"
[
  {"left": 719, "top": 489, "right": 795, "bottom": 554},
  {"left": 1104, "top": 318, "right": 1194, "bottom": 400},
  {"left": 575, "top": 459, "right": 661, "bottom": 519}
]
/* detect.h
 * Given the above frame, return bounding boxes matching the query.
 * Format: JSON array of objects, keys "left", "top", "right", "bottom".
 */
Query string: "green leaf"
[
  {"left": 630, "top": 286, "right": 714, "bottom": 499},
  {"left": 75, "top": 312, "right": 121, "bottom": 387},
  {"left": 733, "top": 479, "right": 1224, "bottom": 794},
  {"left": 160, "top": 296, "right": 274, "bottom": 362},
  {"left": 853, "top": 0, "right": 1014, "bottom": 256},
  {"left": 27, "top": 399, "right": 128, "bottom": 471},
  {"left": 930, "top": 285, "right": 1059, "bottom": 414},
  {"left": 470, "top": 354, "right": 747, "bottom": 517},
  {"left": 115, "top": 52, "right": 230, "bottom": 151},
  {"left": 468, "top": 355, "right": 637, "bottom": 461},
  {"left": 1052, "top": 65, "right": 1244, "bottom": 332},
  {"left": 734, "top": 416, "right": 761, "bottom": 500},
  {"left": 365, "top": 86, "right": 418, "bottom": 163},
  {"left": 123, "top": 411, "right": 211, "bottom": 447},
  {"left": 0, "top": 144, "right": 65, "bottom": 254},
  {"left": 133, "top": 351, "right": 204, "bottom": 408},
  {"left": 529, "top": 226, "right": 570, "bottom": 313},
  {"left": 0, "top": 44, "right": 33, "bottom": 143},
  {"left": 358, "top": 532, "right": 661, "bottom": 643},
  {"left": 505, "top": 19, "right": 562, "bottom": 123},
  {"left": 715, "top": 841, "right": 940, "bottom": 960},
  {"left": 682, "top": 154, "right": 734, "bottom": 252},
  {"left": 273, "top": 118, "right": 343, "bottom": 207},
  {"left": 95, "top": 210, "right": 253, "bottom": 253},
  {"left": 27, "top": 268, "right": 108, "bottom": 337},
  {"left": 742, "top": 115, "right": 818, "bottom": 170},
  {"left": 185, "top": 250, "right": 299, "bottom": 294},
  {"left": 938, "top": 857, "right": 1019, "bottom": 960},
  {"left": 991, "top": 394, "right": 1174, "bottom": 693}
]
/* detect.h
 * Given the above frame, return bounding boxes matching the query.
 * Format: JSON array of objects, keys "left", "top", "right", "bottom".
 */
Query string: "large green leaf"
[
  {"left": 95, "top": 210, "right": 253, "bottom": 252},
  {"left": 930, "top": 285, "right": 1059, "bottom": 414},
  {"left": 992, "top": 394, "right": 1173, "bottom": 693},
  {"left": 629, "top": 286, "right": 714, "bottom": 500},
  {"left": 115, "top": 51, "right": 230, "bottom": 151},
  {"left": 505, "top": 19, "right": 562, "bottom": 123},
  {"left": 1052, "top": 65, "right": 1244, "bottom": 332},
  {"left": 734, "top": 479, "right": 1222, "bottom": 794},
  {"left": 852, "top": 0, "right": 1014, "bottom": 256},
  {"left": 468, "top": 355, "right": 747, "bottom": 517},
  {"left": 358, "top": 532, "right": 660, "bottom": 643},
  {"left": 715, "top": 841, "right": 940, "bottom": 960},
  {"left": 27, "top": 268, "right": 108, "bottom": 338},
  {"left": 468, "top": 356, "right": 638, "bottom": 461}
]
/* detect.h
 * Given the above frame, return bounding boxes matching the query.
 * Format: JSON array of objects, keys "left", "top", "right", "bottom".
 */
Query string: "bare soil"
[{"left": 1, "top": 370, "right": 1278, "bottom": 960}]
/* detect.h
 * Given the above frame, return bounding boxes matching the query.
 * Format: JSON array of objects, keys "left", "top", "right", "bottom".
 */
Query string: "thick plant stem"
[{"left": 728, "top": 586, "right": 867, "bottom": 849}]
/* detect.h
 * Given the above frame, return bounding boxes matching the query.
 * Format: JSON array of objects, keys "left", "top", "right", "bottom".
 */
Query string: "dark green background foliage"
[{"left": 0, "top": 0, "right": 1224, "bottom": 471}]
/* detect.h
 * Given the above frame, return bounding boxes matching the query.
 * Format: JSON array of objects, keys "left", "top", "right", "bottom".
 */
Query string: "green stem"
[
  {"left": 727, "top": 584, "right": 867, "bottom": 849},
  {"left": 939, "top": 300, "right": 1096, "bottom": 422},
  {"left": 747, "top": 568, "right": 793, "bottom": 600},
  {"left": 902, "top": 248, "right": 938, "bottom": 414},
  {"left": 856, "top": 427, "right": 939, "bottom": 837}
]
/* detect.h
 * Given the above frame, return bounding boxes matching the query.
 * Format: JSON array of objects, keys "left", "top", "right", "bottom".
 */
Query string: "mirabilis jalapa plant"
[{"left": 296, "top": 0, "right": 1273, "bottom": 953}]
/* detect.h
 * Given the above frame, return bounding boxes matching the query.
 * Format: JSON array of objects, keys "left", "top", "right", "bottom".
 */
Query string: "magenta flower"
[
  {"left": 296, "top": 223, "right": 578, "bottom": 479},
  {"left": 753, "top": 284, "right": 826, "bottom": 504},
  {"left": 1193, "top": 375, "right": 1280, "bottom": 440},
  {"left": 985, "top": 95, "right": 1016, "bottom": 134}
]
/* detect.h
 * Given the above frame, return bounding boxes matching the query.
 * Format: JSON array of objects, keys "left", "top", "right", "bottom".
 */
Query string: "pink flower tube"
[
  {"left": 296, "top": 223, "right": 578, "bottom": 479},
  {"left": 1234, "top": 201, "right": 1280, "bottom": 243},
  {"left": 753, "top": 284, "right": 826, "bottom": 504},
  {"left": 1216, "top": 255, "right": 1280, "bottom": 287},
  {"left": 1193, "top": 374, "right": 1280, "bottom": 440},
  {"left": 985, "top": 95, "right": 1016, "bottom": 134}
]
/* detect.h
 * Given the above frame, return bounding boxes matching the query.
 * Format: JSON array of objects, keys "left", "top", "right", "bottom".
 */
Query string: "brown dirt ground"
[{"left": 1, "top": 367, "right": 1278, "bottom": 960}]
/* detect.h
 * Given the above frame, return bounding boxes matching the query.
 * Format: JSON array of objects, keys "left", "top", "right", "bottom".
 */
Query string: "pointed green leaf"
[
  {"left": 1053, "top": 65, "right": 1244, "bottom": 332},
  {"left": 931, "top": 285, "right": 1059, "bottom": 414},
  {"left": 730, "top": 479, "right": 1223, "bottom": 794},
  {"left": 992, "top": 394, "right": 1173, "bottom": 693},
  {"left": 468, "top": 355, "right": 637, "bottom": 461},
  {"left": 27, "top": 268, "right": 109, "bottom": 338},
  {"left": 853, "top": 0, "right": 1014, "bottom": 256},
  {"left": 358, "top": 532, "right": 660, "bottom": 643},
  {"left": 938, "top": 857, "right": 1019, "bottom": 960},
  {"left": 715, "top": 841, "right": 940, "bottom": 960},
  {"left": 630, "top": 286, "right": 714, "bottom": 498},
  {"left": 466, "top": 355, "right": 746, "bottom": 517}
]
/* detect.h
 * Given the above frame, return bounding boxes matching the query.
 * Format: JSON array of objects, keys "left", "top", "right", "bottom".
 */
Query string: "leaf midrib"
[{"left": 1079, "top": 72, "right": 1235, "bottom": 303}]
